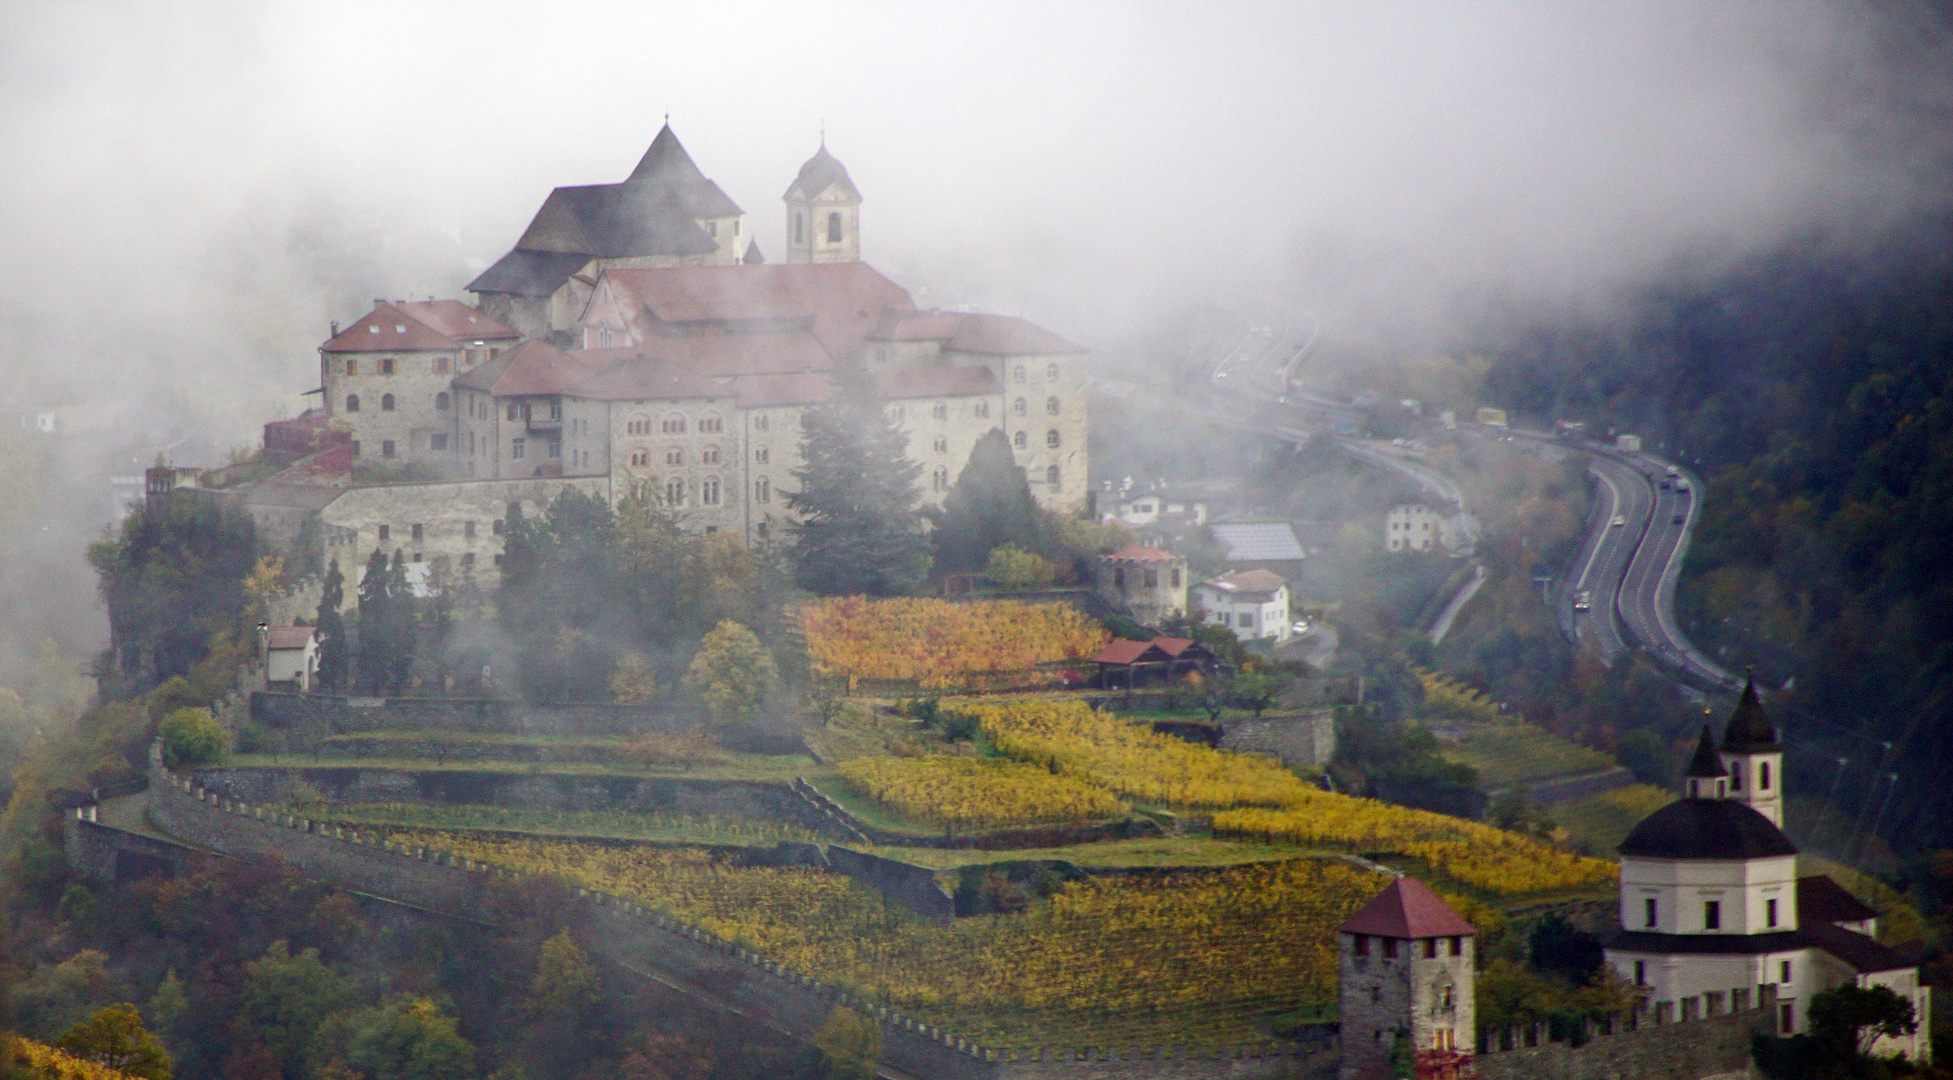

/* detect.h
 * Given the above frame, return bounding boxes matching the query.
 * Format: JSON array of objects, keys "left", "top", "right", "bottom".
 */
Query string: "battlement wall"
[{"left": 1474, "top": 987, "right": 1777, "bottom": 1080}]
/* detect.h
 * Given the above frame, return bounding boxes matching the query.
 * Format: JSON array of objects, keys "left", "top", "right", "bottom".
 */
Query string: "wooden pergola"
[{"left": 1089, "top": 636, "right": 1220, "bottom": 689}]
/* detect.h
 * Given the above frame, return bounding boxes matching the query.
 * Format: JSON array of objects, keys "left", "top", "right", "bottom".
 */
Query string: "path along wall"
[{"left": 147, "top": 742, "right": 1335, "bottom": 1080}]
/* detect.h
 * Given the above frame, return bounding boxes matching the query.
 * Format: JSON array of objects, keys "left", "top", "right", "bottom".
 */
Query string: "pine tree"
[
  {"left": 355, "top": 548, "right": 392, "bottom": 694},
  {"left": 933, "top": 428, "right": 1052, "bottom": 574},
  {"left": 386, "top": 550, "right": 417, "bottom": 694},
  {"left": 314, "top": 559, "right": 349, "bottom": 692},
  {"left": 788, "top": 363, "right": 930, "bottom": 595}
]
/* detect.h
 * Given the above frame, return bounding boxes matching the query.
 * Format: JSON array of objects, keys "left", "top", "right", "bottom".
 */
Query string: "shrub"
[
  {"left": 158, "top": 708, "right": 226, "bottom": 767},
  {"left": 984, "top": 545, "right": 1057, "bottom": 591}
]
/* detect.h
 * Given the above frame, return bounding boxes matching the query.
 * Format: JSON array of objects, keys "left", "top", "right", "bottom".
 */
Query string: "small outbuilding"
[
  {"left": 265, "top": 626, "right": 318, "bottom": 693},
  {"left": 1089, "top": 635, "right": 1218, "bottom": 689}
]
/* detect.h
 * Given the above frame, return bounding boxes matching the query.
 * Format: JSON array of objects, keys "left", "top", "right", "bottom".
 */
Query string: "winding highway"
[{"left": 1195, "top": 298, "right": 1738, "bottom": 690}]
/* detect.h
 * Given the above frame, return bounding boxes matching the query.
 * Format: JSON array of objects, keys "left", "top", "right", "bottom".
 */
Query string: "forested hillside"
[{"left": 1481, "top": 209, "right": 1953, "bottom": 856}]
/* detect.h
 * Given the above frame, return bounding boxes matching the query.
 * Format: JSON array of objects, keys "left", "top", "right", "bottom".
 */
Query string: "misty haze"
[{"left": 2, "top": 4, "right": 1951, "bottom": 1080}]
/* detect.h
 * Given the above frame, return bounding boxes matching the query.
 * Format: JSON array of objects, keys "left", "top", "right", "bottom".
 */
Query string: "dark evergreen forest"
[{"left": 1480, "top": 209, "right": 1953, "bottom": 855}]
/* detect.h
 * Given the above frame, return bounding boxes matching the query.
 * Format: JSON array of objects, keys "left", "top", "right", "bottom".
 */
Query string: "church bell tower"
[
  {"left": 1719, "top": 676, "right": 1785, "bottom": 828},
  {"left": 784, "top": 139, "right": 862, "bottom": 264}
]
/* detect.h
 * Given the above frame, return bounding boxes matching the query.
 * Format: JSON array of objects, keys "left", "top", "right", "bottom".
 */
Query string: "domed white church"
[{"left": 1604, "top": 680, "right": 1930, "bottom": 1061}]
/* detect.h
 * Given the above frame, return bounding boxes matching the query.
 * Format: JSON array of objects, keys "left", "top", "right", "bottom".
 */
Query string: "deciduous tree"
[
  {"left": 685, "top": 620, "right": 778, "bottom": 726},
  {"left": 57, "top": 1003, "right": 172, "bottom": 1080}
]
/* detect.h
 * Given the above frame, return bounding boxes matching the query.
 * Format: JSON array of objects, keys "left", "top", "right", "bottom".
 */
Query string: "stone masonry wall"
[
  {"left": 1218, "top": 713, "right": 1336, "bottom": 770},
  {"left": 148, "top": 741, "right": 1335, "bottom": 1080},
  {"left": 251, "top": 692, "right": 698, "bottom": 748},
  {"left": 1473, "top": 993, "right": 1776, "bottom": 1080}
]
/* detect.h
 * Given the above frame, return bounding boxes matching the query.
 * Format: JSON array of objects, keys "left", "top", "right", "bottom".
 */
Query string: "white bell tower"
[
  {"left": 784, "top": 138, "right": 861, "bottom": 264},
  {"left": 1719, "top": 675, "right": 1784, "bottom": 828}
]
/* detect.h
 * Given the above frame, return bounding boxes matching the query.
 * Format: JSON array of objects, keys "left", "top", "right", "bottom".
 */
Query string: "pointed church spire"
[
  {"left": 1722, "top": 670, "right": 1778, "bottom": 752},
  {"left": 1686, "top": 724, "right": 1728, "bottom": 781}
]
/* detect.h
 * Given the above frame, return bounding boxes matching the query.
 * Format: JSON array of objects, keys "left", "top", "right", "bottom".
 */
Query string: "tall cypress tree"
[
  {"left": 355, "top": 548, "right": 392, "bottom": 694},
  {"left": 386, "top": 550, "right": 417, "bottom": 694},
  {"left": 788, "top": 364, "right": 931, "bottom": 595},
  {"left": 314, "top": 559, "right": 348, "bottom": 692},
  {"left": 932, "top": 428, "right": 1053, "bottom": 574}
]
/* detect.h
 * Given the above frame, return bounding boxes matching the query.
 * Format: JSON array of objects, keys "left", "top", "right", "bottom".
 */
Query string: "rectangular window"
[
  {"left": 1353, "top": 935, "right": 1368, "bottom": 956},
  {"left": 430, "top": 433, "right": 448, "bottom": 451},
  {"left": 381, "top": 358, "right": 395, "bottom": 375},
  {"left": 1239, "top": 613, "right": 1254, "bottom": 628},
  {"left": 1780, "top": 960, "right": 1792, "bottom": 984},
  {"left": 1633, "top": 960, "right": 1645, "bottom": 986},
  {"left": 1761, "top": 762, "right": 1770, "bottom": 789},
  {"left": 1766, "top": 898, "right": 1778, "bottom": 927},
  {"left": 1422, "top": 939, "right": 1437, "bottom": 959},
  {"left": 547, "top": 440, "right": 561, "bottom": 459},
  {"left": 492, "top": 519, "right": 504, "bottom": 535},
  {"left": 1449, "top": 936, "right": 1462, "bottom": 957},
  {"left": 1704, "top": 901, "right": 1720, "bottom": 930},
  {"left": 351, "top": 440, "right": 361, "bottom": 458},
  {"left": 378, "top": 525, "right": 390, "bottom": 541},
  {"left": 1144, "top": 569, "right": 1158, "bottom": 588},
  {"left": 701, "top": 478, "right": 720, "bottom": 506},
  {"left": 1171, "top": 568, "right": 1181, "bottom": 587},
  {"left": 381, "top": 439, "right": 395, "bottom": 459},
  {"left": 1681, "top": 997, "right": 1698, "bottom": 1021},
  {"left": 411, "top": 524, "right": 423, "bottom": 541},
  {"left": 465, "top": 521, "right": 476, "bottom": 539},
  {"left": 1780, "top": 1003, "right": 1794, "bottom": 1033},
  {"left": 512, "top": 438, "right": 525, "bottom": 459},
  {"left": 1645, "top": 898, "right": 1658, "bottom": 928},
  {"left": 508, "top": 403, "right": 520, "bottom": 421},
  {"left": 1730, "top": 767, "right": 1742, "bottom": 791},
  {"left": 435, "top": 357, "right": 451, "bottom": 374},
  {"left": 346, "top": 359, "right": 358, "bottom": 376},
  {"left": 1733, "top": 988, "right": 1750, "bottom": 1010},
  {"left": 1382, "top": 939, "right": 1397, "bottom": 960}
]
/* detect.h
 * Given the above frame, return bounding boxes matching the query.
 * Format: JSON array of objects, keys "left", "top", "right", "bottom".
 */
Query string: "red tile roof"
[
  {"left": 1091, "top": 639, "right": 1163, "bottom": 665},
  {"left": 867, "top": 310, "right": 970, "bottom": 342},
  {"left": 947, "top": 313, "right": 1086, "bottom": 356},
  {"left": 596, "top": 263, "right": 915, "bottom": 353},
  {"left": 872, "top": 365, "right": 1000, "bottom": 400},
  {"left": 1336, "top": 877, "right": 1478, "bottom": 939},
  {"left": 322, "top": 302, "right": 516, "bottom": 353},
  {"left": 1104, "top": 545, "right": 1178, "bottom": 562},
  {"left": 452, "top": 339, "right": 603, "bottom": 397},
  {"left": 266, "top": 626, "right": 315, "bottom": 650},
  {"left": 733, "top": 372, "right": 834, "bottom": 409},
  {"left": 1152, "top": 637, "right": 1195, "bottom": 658}
]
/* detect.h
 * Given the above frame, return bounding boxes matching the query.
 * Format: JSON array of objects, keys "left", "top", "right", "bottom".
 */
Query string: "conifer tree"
[
  {"left": 314, "top": 559, "right": 349, "bottom": 692},
  {"left": 386, "top": 550, "right": 417, "bottom": 693},
  {"left": 788, "top": 363, "right": 930, "bottom": 595},
  {"left": 355, "top": 548, "right": 391, "bottom": 694},
  {"left": 933, "top": 429, "right": 1053, "bottom": 574}
]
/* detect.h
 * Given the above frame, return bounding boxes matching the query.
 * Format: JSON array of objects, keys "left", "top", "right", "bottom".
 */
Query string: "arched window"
[
  {"left": 665, "top": 447, "right": 684, "bottom": 466},
  {"left": 436, "top": 392, "right": 450, "bottom": 411},
  {"left": 793, "top": 213, "right": 804, "bottom": 244},
  {"left": 381, "top": 394, "right": 395, "bottom": 412},
  {"left": 345, "top": 394, "right": 360, "bottom": 413},
  {"left": 1046, "top": 465, "right": 1061, "bottom": 485},
  {"left": 1045, "top": 396, "right": 1060, "bottom": 415},
  {"left": 629, "top": 449, "right": 649, "bottom": 468},
  {"left": 701, "top": 445, "right": 720, "bottom": 465},
  {"left": 665, "top": 479, "right": 685, "bottom": 506},
  {"left": 827, "top": 212, "right": 842, "bottom": 243},
  {"left": 932, "top": 466, "right": 949, "bottom": 492},
  {"left": 755, "top": 476, "right": 770, "bottom": 503},
  {"left": 701, "top": 478, "right": 721, "bottom": 506},
  {"left": 628, "top": 414, "right": 652, "bottom": 436},
  {"left": 1013, "top": 430, "right": 1027, "bottom": 449},
  {"left": 662, "top": 412, "right": 686, "bottom": 434},
  {"left": 1013, "top": 397, "right": 1026, "bottom": 416},
  {"left": 699, "top": 413, "right": 723, "bottom": 434},
  {"left": 1046, "top": 429, "right": 1060, "bottom": 448}
]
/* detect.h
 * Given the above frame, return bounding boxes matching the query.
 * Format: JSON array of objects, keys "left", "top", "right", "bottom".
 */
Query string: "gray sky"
[{"left": 0, "top": 0, "right": 1945, "bottom": 667}]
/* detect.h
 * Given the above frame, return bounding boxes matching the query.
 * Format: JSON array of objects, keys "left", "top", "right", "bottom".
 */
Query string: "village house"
[{"left": 1192, "top": 569, "right": 1291, "bottom": 643}]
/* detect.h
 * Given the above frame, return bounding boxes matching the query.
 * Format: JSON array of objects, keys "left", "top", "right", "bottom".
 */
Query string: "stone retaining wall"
[
  {"left": 250, "top": 692, "right": 700, "bottom": 747},
  {"left": 1474, "top": 993, "right": 1776, "bottom": 1080},
  {"left": 147, "top": 740, "right": 1334, "bottom": 1080}
]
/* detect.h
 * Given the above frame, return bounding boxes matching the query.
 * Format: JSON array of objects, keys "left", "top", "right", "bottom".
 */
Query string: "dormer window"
[
  {"left": 368, "top": 325, "right": 379, "bottom": 334},
  {"left": 827, "top": 212, "right": 842, "bottom": 243}
]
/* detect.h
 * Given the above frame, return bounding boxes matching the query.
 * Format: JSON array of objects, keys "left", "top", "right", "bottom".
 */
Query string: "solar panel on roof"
[{"left": 1211, "top": 523, "right": 1306, "bottom": 561}]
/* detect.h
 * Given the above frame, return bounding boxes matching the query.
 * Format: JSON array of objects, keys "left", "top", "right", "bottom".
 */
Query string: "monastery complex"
[{"left": 207, "top": 126, "right": 1089, "bottom": 587}]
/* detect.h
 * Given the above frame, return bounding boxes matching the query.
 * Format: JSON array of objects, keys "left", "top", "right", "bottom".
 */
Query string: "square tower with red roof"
[{"left": 1337, "top": 876, "right": 1477, "bottom": 1080}]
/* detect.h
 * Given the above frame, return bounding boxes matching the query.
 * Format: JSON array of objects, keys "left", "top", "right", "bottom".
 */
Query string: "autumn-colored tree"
[
  {"left": 618, "top": 1033, "right": 712, "bottom": 1080},
  {"left": 685, "top": 620, "right": 778, "bottom": 726},
  {"left": 609, "top": 652, "right": 659, "bottom": 703},
  {"left": 57, "top": 1004, "right": 172, "bottom": 1080},
  {"left": 812, "top": 1006, "right": 881, "bottom": 1080}
]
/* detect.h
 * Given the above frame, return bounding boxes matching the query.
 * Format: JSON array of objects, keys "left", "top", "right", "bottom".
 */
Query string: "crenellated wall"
[{"left": 1473, "top": 988, "right": 1777, "bottom": 1080}]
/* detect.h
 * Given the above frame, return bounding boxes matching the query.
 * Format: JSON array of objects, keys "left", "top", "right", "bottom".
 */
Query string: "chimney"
[
  {"left": 374, "top": 298, "right": 386, "bottom": 309},
  {"left": 330, "top": 321, "right": 339, "bottom": 337}
]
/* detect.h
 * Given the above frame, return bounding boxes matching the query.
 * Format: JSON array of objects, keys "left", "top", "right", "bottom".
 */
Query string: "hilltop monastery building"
[{"left": 242, "top": 127, "right": 1088, "bottom": 582}]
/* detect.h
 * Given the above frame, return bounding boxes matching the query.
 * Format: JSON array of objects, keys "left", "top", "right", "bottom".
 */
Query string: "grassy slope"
[{"left": 1440, "top": 723, "right": 1617, "bottom": 788}]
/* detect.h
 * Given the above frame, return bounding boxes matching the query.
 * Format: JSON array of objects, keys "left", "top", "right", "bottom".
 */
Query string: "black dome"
[{"left": 1618, "top": 799, "right": 1798, "bottom": 860}]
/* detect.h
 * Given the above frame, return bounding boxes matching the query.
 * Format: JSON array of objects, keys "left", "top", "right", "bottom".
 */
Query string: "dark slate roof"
[
  {"left": 1798, "top": 875, "right": 1879, "bottom": 925},
  {"left": 1722, "top": 677, "right": 1778, "bottom": 752},
  {"left": 1686, "top": 725, "right": 1728, "bottom": 778},
  {"left": 513, "top": 182, "right": 719, "bottom": 259},
  {"left": 1618, "top": 798, "right": 1798, "bottom": 860},
  {"left": 742, "top": 240, "right": 765, "bottom": 264},
  {"left": 1804, "top": 921, "right": 1912, "bottom": 973},
  {"left": 1337, "top": 877, "right": 1478, "bottom": 938},
  {"left": 1606, "top": 929, "right": 1808, "bottom": 956},
  {"left": 629, "top": 124, "right": 744, "bottom": 218},
  {"left": 467, "top": 250, "right": 594, "bottom": 298},
  {"left": 784, "top": 143, "right": 862, "bottom": 203}
]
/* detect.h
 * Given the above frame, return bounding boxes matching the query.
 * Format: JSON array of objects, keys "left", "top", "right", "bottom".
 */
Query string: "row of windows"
[
  {"left": 1350, "top": 935, "right": 1465, "bottom": 959},
  {"left": 344, "top": 354, "right": 489, "bottom": 377},
  {"left": 927, "top": 463, "right": 1060, "bottom": 489},
  {"left": 1112, "top": 565, "right": 1180, "bottom": 589},
  {"left": 792, "top": 211, "right": 846, "bottom": 245},
  {"left": 1640, "top": 897, "right": 1780, "bottom": 931},
  {"left": 1013, "top": 363, "right": 1063, "bottom": 383},
  {"left": 1008, "top": 430, "right": 1063, "bottom": 449},
  {"left": 375, "top": 520, "right": 498, "bottom": 543},
  {"left": 347, "top": 391, "right": 456, "bottom": 414},
  {"left": 623, "top": 413, "right": 724, "bottom": 435}
]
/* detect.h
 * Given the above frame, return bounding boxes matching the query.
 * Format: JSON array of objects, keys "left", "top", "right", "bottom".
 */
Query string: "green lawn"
[{"left": 1441, "top": 723, "right": 1617, "bottom": 788}]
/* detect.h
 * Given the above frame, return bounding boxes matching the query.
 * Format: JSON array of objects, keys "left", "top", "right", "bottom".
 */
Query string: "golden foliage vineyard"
[
  {"left": 386, "top": 832, "right": 1383, "bottom": 1042},
  {"left": 968, "top": 699, "right": 1616, "bottom": 895},
  {"left": 801, "top": 598, "right": 1107, "bottom": 690},
  {"left": 837, "top": 757, "right": 1126, "bottom": 828}
]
